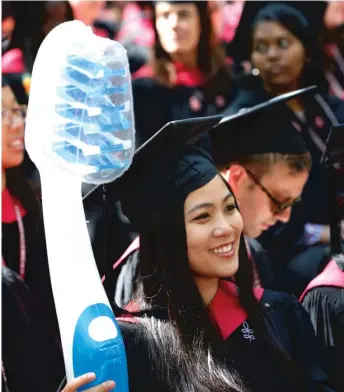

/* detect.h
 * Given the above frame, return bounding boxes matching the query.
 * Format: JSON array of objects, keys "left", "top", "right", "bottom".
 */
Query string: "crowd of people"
[{"left": 2, "top": 1, "right": 344, "bottom": 391}]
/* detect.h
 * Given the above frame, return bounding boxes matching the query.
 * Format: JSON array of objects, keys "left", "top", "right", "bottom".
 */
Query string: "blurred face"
[
  {"left": 228, "top": 162, "right": 308, "bottom": 238},
  {"left": 43, "top": 2, "right": 69, "bottom": 36},
  {"left": 2, "top": 86, "right": 26, "bottom": 169},
  {"left": 155, "top": 2, "right": 201, "bottom": 56},
  {"left": 185, "top": 175, "right": 243, "bottom": 280},
  {"left": 251, "top": 21, "right": 306, "bottom": 92},
  {"left": 69, "top": 0, "right": 105, "bottom": 26}
]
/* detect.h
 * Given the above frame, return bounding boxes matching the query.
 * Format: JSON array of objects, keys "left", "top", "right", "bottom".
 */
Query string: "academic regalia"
[
  {"left": 2, "top": 186, "right": 59, "bottom": 334},
  {"left": 57, "top": 279, "right": 333, "bottom": 391},
  {"left": 131, "top": 63, "right": 234, "bottom": 148},
  {"left": 300, "top": 258, "right": 344, "bottom": 392},
  {"left": 224, "top": 82, "right": 344, "bottom": 296},
  {"left": 112, "top": 281, "right": 332, "bottom": 392},
  {"left": 2, "top": 266, "right": 65, "bottom": 392},
  {"left": 300, "top": 125, "right": 344, "bottom": 392}
]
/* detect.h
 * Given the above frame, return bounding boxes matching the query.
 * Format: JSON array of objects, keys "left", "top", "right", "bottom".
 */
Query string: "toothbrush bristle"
[{"left": 52, "top": 45, "right": 134, "bottom": 183}]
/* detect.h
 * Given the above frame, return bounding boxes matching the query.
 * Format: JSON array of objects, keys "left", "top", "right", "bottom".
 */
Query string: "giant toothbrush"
[{"left": 25, "top": 21, "right": 133, "bottom": 391}]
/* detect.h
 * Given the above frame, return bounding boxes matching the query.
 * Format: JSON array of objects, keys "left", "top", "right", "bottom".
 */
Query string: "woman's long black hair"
[{"left": 130, "top": 176, "right": 305, "bottom": 389}]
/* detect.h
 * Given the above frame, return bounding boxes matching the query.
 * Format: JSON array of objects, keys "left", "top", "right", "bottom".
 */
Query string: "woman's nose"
[
  {"left": 267, "top": 45, "right": 280, "bottom": 59},
  {"left": 168, "top": 13, "right": 178, "bottom": 28},
  {"left": 212, "top": 216, "right": 233, "bottom": 237}
]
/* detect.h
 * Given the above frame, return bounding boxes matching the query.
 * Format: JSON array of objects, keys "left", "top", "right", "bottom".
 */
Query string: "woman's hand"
[{"left": 62, "top": 373, "right": 115, "bottom": 392}]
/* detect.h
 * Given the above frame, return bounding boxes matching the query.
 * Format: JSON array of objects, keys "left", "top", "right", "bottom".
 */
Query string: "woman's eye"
[
  {"left": 254, "top": 43, "right": 268, "bottom": 54},
  {"left": 179, "top": 10, "right": 191, "bottom": 19},
  {"left": 161, "top": 12, "right": 170, "bottom": 19},
  {"left": 225, "top": 204, "right": 236, "bottom": 213},
  {"left": 194, "top": 213, "right": 210, "bottom": 221},
  {"left": 278, "top": 39, "right": 289, "bottom": 49}
]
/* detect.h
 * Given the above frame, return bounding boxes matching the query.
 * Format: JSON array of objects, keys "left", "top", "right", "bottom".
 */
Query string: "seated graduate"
[
  {"left": 63, "top": 116, "right": 333, "bottom": 392},
  {"left": 110, "top": 87, "right": 312, "bottom": 305},
  {"left": 300, "top": 125, "right": 344, "bottom": 392},
  {"left": 223, "top": 3, "right": 344, "bottom": 290},
  {"left": 131, "top": 0, "right": 234, "bottom": 148}
]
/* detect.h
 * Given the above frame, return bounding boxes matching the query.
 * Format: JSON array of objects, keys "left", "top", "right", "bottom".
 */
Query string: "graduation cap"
[
  {"left": 107, "top": 115, "right": 222, "bottom": 228},
  {"left": 210, "top": 85, "right": 316, "bottom": 166},
  {"left": 321, "top": 124, "right": 344, "bottom": 256},
  {"left": 228, "top": 1, "right": 327, "bottom": 62}
]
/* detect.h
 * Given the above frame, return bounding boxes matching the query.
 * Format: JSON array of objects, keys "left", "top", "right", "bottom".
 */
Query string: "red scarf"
[{"left": 133, "top": 62, "right": 206, "bottom": 87}]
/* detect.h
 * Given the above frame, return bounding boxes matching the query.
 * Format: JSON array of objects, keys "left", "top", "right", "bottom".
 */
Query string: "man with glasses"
[{"left": 211, "top": 91, "right": 319, "bottom": 294}]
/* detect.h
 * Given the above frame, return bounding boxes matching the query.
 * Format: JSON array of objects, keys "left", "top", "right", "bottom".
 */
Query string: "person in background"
[
  {"left": 2, "top": 1, "right": 74, "bottom": 76},
  {"left": 132, "top": 0, "right": 234, "bottom": 147},
  {"left": 225, "top": 3, "right": 344, "bottom": 297},
  {"left": 2, "top": 75, "right": 64, "bottom": 391}
]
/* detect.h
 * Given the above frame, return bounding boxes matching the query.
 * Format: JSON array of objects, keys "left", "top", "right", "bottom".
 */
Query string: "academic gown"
[
  {"left": 300, "top": 259, "right": 344, "bottom": 392},
  {"left": 57, "top": 281, "right": 332, "bottom": 392},
  {"left": 2, "top": 267, "right": 65, "bottom": 392},
  {"left": 132, "top": 63, "right": 235, "bottom": 148},
  {"left": 1, "top": 188, "right": 59, "bottom": 333},
  {"left": 225, "top": 81, "right": 344, "bottom": 296},
  {"left": 117, "top": 281, "right": 332, "bottom": 392}
]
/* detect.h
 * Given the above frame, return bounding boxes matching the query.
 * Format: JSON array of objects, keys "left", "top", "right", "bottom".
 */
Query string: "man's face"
[{"left": 227, "top": 162, "right": 309, "bottom": 238}]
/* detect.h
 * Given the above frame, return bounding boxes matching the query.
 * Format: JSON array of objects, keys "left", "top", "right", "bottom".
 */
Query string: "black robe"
[
  {"left": 2, "top": 267, "right": 65, "bottom": 392},
  {"left": 119, "top": 282, "right": 333, "bottom": 392},
  {"left": 301, "top": 259, "right": 344, "bottom": 392},
  {"left": 132, "top": 65, "right": 235, "bottom": 148},
  {"left": 58, "top": 281, "right": 332, "bottom": 392}
]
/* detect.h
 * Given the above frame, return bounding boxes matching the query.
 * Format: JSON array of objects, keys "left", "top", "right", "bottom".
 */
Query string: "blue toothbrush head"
[{"left": 25, "top": 21, "right": 135, "bottom": 184}]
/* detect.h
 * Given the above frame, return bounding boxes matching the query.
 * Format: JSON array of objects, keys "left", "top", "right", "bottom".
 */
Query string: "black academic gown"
[
  {"left": 300, "top": 259, "right": 344, "bottom": 392},
  {"left": 2, "top": 188, "right": 60, "bottom": 334},
  {"left": 225, "top": 81, "right": 344, "bottom": 296},
  {"left": 116, "top": 281, "right": 332, "bottom": 392},
  {"left": 2, "top": 267, "right": 65, "bottom": 392},
  {"left": 132, "top": 66, "right": 235, "bottom": 148}
]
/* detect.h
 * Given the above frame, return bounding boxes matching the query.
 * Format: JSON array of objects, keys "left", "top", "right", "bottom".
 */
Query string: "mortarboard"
[
  {"left": 104, "top": 86, "right": 316, "bottom": 228},
  {"left": 210, "top": 86, "right": 316, "bottom": 165},
  {"left": 108, "top": 115, "right": 222, "bottom": 228}
]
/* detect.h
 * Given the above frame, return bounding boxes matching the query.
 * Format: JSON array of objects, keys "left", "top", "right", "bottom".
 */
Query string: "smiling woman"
[{"left": 62, "top": 115, "right": 334, "bottom": 392}]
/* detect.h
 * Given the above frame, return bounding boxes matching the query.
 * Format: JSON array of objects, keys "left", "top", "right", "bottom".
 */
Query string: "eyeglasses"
[
  {"left": 2, "top": 105, "right": 27, "bottom": 126},
  {"left": 245, "top": 168, "right": 301, "bottom": 215}
]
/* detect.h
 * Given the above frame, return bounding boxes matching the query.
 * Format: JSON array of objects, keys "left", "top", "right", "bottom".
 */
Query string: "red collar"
[
  {"left": 133, "top": 62, "right": 206, "bottom": 87},
  {"left": 2, "top": 188, "right": 26, "bottom": 223},
  {"left": 118, "top": 281, "right": 264, "bottom": 338},
  {"left": 209, "top": 281, "right": 264, "bottom": 339}
]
